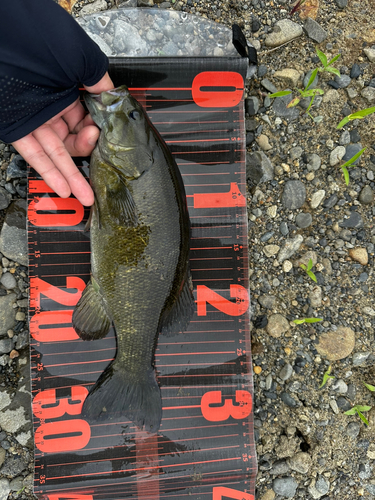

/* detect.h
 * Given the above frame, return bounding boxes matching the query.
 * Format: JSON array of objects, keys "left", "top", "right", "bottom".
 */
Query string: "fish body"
[{"left": 73, "top": 86, "right": 194, "bottom": 433}]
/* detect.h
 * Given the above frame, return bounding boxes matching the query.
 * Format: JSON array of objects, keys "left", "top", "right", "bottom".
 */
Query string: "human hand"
[{"left": 12, "top": 72, "right": 114, "bottom": 206}]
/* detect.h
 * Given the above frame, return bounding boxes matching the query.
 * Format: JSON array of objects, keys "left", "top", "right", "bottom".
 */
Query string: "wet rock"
[
  {"left": 266, "top": 313, "right": 290, "bottom": 338},
  {"left": 265, "top": 20, "right": 303, "bottom": 48},
  {"left": 316, "top": 326, "right": 355, "bottom": 361},
  {"left": 359, "top": 185, "right": 374, "bottom": 205},
  {"left": 303, "top": 18, "right": 327, "bottom": 43},
  {"left": 278, "top": 235, "right": 304, "bottom": 262},
  {"left": 349, "top": 247, "right": 368, "bottom": 265},
  {"left": 281, "top": 180, "right": 306, "bottom": 209},
  {"left": 0, "top": 200, "right": 28, "bottom": 266},
  {"left": 0, "top": 294, "right": 17, "bottom": 336},
  {"left": 246, "top": 151, "right": 274, "bottom": 184}
]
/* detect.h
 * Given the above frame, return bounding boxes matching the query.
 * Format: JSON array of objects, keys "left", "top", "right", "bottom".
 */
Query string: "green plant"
[
  {"left": 300, "top": 258, "right": 317, "bottom": 282},
  {"left": 344, "top": 405, "right": 372, "bottom": 426},
  {"left": 319, "top": 364, "right": 335, "bottom": 388},
  {"left": 364, "top": 382, "right": 375, "bottom": 392},
  {"left": 293, "top": 317, "right": 323, "bottom": 325},
  {"left": 337, "top": 106, "right": 375, "bottom": 129},
  {"left": 16, "top": 486, "right": 26, "bottom": 495},
  {"left": 269, "top": 48, "right": 340, "bottom": 121},
  {"left": 339, "top": 147, "right": 366, "bottom": 185}
]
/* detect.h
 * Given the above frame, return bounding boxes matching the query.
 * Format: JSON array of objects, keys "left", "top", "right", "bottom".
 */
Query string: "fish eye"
[{"left": 129, "top": 110, "right": 141, "bottom": 120}]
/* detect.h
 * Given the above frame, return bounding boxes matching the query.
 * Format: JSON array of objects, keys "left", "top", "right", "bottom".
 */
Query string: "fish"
[{"left": 72, "top": 85, "right": 194, "bottom": 433}]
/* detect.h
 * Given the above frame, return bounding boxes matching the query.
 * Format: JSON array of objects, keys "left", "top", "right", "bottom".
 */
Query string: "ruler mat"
[{"left": 28, "top": 57, "right": 257, "bottom": 500}]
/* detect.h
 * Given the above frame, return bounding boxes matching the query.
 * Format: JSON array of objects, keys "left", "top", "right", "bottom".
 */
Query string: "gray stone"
[
  {"left": 352, "top": 351, "right": 371, "bottom": 366},
  {"left": 0, "top": 294, "right": 17, "bottom": 336},
  {"left": 288, "top": 452, "right": 312, "bottom": 474},
  {"left": 0, "top": 455, "right": 27, "bottom": 476},
  {"left": 9, "top": 477, "right": 24, "bottom": 493},
  {"left": 245, "top": 96, "right": 259, "bottom": 116},
  {"left": 258, "top": 295, "right": 276, "bottom": 309},
  {"left": 350, "top": 63, "right": 361, "bottom": 79},
  {"left": 266, "top": 314, "right": 290, "bottom": 338},
  {"left": 295, "top": 212, "right": 312, "bottom": 228},
  {"left": 364, "top": 47, "right": 375, "bottom": 63},
  {"left": 0, "top": 338, "right": 13, "bottom": 355},
  {"left": 272, "top": 93, "right": 300, "bottom": 120},
  {"left": 0, "top": 188, "right": 11, "bottom": 211},
  {"left": 335, "top": 0, "right": 347, "bottom": 8},
  {"left": 6, "top": 155, "right": 27, "bottom": 181},
  {"left": 278, "top": 235, "right": 303, "bottom": 263},
  {"left": 289, "top": 146, "right": 303, "bottom": 160},
  {"left": 273, "top": 477, "right": 298, "bottom": 498},
  {"left": 339, "top": 129, "right": 351, "bottom": 145},
  {"left": 246, "top": 152, "right": 274, "bottom": 184},
  {"left": 0, "top": 200, "right": 28, "bottom": 266},
  {"left": 330, "top": 146, "right": 346, "bottom": 166},
  {"left": 340, "top": 212, "right": 363, "bottom": 229},
  {"left": 0, "top": 273, "right": 17, "bottom": 290},
  {"left": 336, "top": 396, "right": 352, "bottom": 411},
  {"left": 361, "top": 86, "right": 375, "bottom": 102},
  {"left": 323, "top": 194, "right": 338, "bottom": 209},
  {"left": 281, "top": 180, "right": 306, "bottom": 209},
  {"left": 346, "top": 421, "right": 360, "bottom": 439},
  {"left": 270, "top": 459, "right": 290, "bottom": 475},
  {"left": 343, "top": 143, "right": 363, "bottom": 165},
  {"left": 265, "top": 20, "right": 303, "bottom": 48},
  {"left": 306, "top": 153, "right": 321, "bottom": 171},
  {"left": 0, "top": 448, "right": 5, "bottom": 468},
  {"left": 0, "top": 479, "right": 10, "bottom": 500},
  {"left": 280, "top": 392, "right": 298, "bottom": 407},
  {"left": 261, "top": 78, "right": 278, "bottom": 93},
  {"left": 279, "top": 363, "right": 294, "bottom": 381},
  {"left": 331, "top": 379, "right": 348, "bottom": 394},
  {"left": 334, "top": 74, "right": 352, "bottom": 88},
  {"left": 303, "top": 18, "right": 327, "bottom": 43},
  {"left": 309, "top": 476, "right": 330, "bottom": 498}
]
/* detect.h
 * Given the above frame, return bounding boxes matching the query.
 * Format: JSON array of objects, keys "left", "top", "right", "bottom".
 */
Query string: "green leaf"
[
  {"left": 319, "top": 365, "right": 334, "bottom": 388},
  {"left": 348, "top": 106, "right": 375, "bottom": 119},
  {"left": 316, "top": 48, "right": 328, "bottom": 67},
  {"left": 356, "top": 410, "right": 369, "bottom": 426},
  {"left": 287, "top": 97, "right": 301, "bottom": 108},
  {"left": 269, "top": 91, "right": 292, "bottom": 98},
  {"left": 342, "top": 166, "right": 350, "bottom": 186},
  {"left": 305, "top": 317, "right": 323, "bottom": 323},
  {"left": 307, "top": 259, "right": 313, "bottom": 271},
  {"left": 300, "top": 264, "right": 307, "bottom": 271},
  {"left": 336, "top": 115, "right": 350, "bottom": 129},
  {"left": 344, "top": 408, "right": 357, "bottom": 416},
  {"left": 356, "top": 405, "right": 372, "bottom": 412},
  {"left": 324, "top": 66, "right": 341, "bottom": 77},
  {"left": 293, "top": 318, "right": 306, "bottom": 324},
  {"left": 340, "top": 147, "right": 366, "bottom": 169},
  {"left": 364, "top": 382, "right": 375, "bottom": 392},
  {"left": 305, "top": 68, "right": 319, "bottom": 90},
  {"left": 302, "top": 88, "right": 324, "bottom": 97},
  {"left": 307, "top": 270, "right": 317, "bottom": 282},
  {"left": 328, "top": 54, "right": 341, "bottom": 66}
]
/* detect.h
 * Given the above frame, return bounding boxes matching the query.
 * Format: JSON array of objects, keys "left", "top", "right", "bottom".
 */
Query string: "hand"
[{"left": 12, "top": 72, "right": 114, "bottom": 206}]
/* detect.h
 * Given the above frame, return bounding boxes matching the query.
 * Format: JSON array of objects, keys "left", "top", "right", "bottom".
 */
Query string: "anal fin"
[{"left": 72, "top": 277, "right": 111, "bottom": 340}]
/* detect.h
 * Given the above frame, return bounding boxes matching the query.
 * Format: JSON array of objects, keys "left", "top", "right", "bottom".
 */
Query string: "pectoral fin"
[
  {"left": 72, "top": 277, "right": 111, "bottom": 340},
  {"left": 107, "top": 175, "right": 138, "bottom": 227}
]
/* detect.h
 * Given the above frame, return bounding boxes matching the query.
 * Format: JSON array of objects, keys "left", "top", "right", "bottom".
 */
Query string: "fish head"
[{"left": 84, "top": 85, "right": 154, "bottom": 178}]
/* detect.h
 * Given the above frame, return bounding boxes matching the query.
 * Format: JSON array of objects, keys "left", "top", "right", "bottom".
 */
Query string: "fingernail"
[{"left": 88, "top": 136, "right": 98, "bottom": 146}]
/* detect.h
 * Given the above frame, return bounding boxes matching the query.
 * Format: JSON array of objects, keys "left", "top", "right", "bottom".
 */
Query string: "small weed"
[
  {"left": 339, "top": 147, "right": 366, "bottom": 185},
  {"left": 289, "top": 0, "right": 307, "bottom": 15},
  {"left": 293, "top": 317, "right": 323, "bottom": 325},
  {"left": 337, "top": 105, "right": 375, "bottom": 129},
  {"left": 300, "top": 258, "right": 317, "bottom": 282},
  {"left": 344, "top": 405, "right": 372, "bottom": 426},
  {"left": 364, "top": 382, "right": 375, "bottom": 392},
  {"left": 319, "top": 365, "right": 335, "bottom": 388},
  {"left": 16, "top": 486, "right": 26, "bottom": 495}
]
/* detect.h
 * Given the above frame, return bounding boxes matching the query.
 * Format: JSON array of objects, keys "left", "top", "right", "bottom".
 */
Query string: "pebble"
[
  {"left": 280, "top": 392, "right": 298, "bottom": 408},
  {"left": 305, "top": 153, "right": 321, "bottom": 171},
  {"left": 0, "top": 294, "right": 17, "bottom": 336},
  {"left": 346, "top": 422, "right": 360, "bottom": 439},
  {"left": 343, "top": 143, "right": 363, "bottom": 165},
  {"left": 303, "top": 18, "right": 327, "bottom": 43},
  {"left": 295, "top": 212, "right": 312, "bottom": 228},
  {"left": 350, "top": 63, "right": 361, "bottom": 78},
  {"left": 272, "top": 93, "right": 300, "bottom": 120},
  {"left": 331, "top": 379, "right": 348, "bottom": 393},
  {"left": 273, "top": 68, "right": 301, "bottom": 88},
  {"left": 261, "top": 78, "right": 278, "bottom": 94},
  {"left": 246, "top": 152, "right": 274, "bottom": 184},
  {"left": 257, "top": 134, "right": 272, "bottom": 151},
  {"left": 265, "top": 19, "right": 303, "bottom": 47},
  {"left": 309, "top": 285, "right": 322, "bottom": 308},
  {"left": 352, "top": 352, "right": 371, "bottom": 366},
  {"left": 258, "top": 295, "right": 276, "bottom": 309},
  {"left": 266, "top": 313, "right": 290, "bottom": 338},
  {"left": 279, "top": 363, "right": 293, "bottom": 381},
  {"left": 0, "top": 200, "right": 28, "bottom": 266},
  {"left": 308, "top": 476, "right": 330, "bottom": 499},
  {"left": 246, "top": 96, "right": 259, "bottom": 116},
  {"left": 329, "top": 146, "right": 346, "bottom": 166},
  {"left": 316, "top": 326, "right": 355, "bottom": 361},
  {"left": 273, "top": 476, "right": 298, "bottom": 498},
  {"left": 340, "top": 211, "right": 363, "bottom": 229},
  {"left": 348, "top": 247, "right": 368, "bottom": 265},
  {"left": 334, "top": 0, "right": 347, "bottom": 7},
  {"left": 0, "top": 479, "right": 10, "bottom": 500},
  {"left": 281, "top": 180, "right": 306, "bottom": 209},
  {"left": 310, "top": 190, "right": 325, "bottom": 209},
  {"left": 278, "top": 235, "right": 304, "bottom": 263},
  {"left": 288, "top": 452, "right": 312, "bottom": 474},
  {"left": 283, "top": 260, "right": 293, "bottom": 273},
  {"left": 339, "top": 130, "right": 350, "bottom": 145},
  {"left": 361, "top": 86, "right": 375, "bottom": 102},
  {"left": 359, "top": 185, "right": 374, "bottom": 204},
  {"left": 363, "top": 47, "right": 375, "bottom": 63},
  {"left": 0, "top": 272, "right": 17, "bottom": 290},
  {"left": 264, "top": 245, "right": 280, "bottom": 257},
  {"left": 333, "top": 74, "right": 351, "bottom": 88}
]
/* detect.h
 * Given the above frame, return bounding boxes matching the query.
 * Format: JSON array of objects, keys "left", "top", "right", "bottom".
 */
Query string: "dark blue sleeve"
[{"left": 0, "top": 0, "right": 109, "bottom": 143}]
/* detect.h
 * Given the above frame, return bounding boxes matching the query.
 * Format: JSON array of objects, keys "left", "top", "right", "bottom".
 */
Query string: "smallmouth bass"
[{"left": 73, "top": 85, "right": 194, "bottom": 433}]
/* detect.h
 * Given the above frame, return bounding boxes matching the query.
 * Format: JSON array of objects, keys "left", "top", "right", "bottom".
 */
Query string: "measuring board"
[{"left": 28, "top": 57, "right": 256, "bottom": 500}]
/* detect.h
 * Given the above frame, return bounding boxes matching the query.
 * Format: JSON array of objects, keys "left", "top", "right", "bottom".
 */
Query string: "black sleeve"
[{"left": 0, "top": 0, "right": 109, "bottom": 143}]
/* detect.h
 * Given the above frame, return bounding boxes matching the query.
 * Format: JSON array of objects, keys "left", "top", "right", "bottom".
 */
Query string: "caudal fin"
[{"left": 82, "top": 364, "right": 162, "bottom": 433}]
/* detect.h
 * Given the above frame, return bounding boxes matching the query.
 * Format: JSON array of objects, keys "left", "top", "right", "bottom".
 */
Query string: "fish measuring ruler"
[{"left": 28, "top": 57, "right": 256, "bottom": 500}]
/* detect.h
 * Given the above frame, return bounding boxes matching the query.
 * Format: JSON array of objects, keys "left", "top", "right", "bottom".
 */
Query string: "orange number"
[
  {"left": 196, "top": 285, "right": 249, "bottom": 316},
  {"left": 28, "top": 196, "right": 84, "bottom": 227},
  {"left": 201, "top": 390, "right": 252, "bottom": 422},
  {"left": 30, "top": 310, "right": 79, "bottom": 342},
  {"left": 35, "top": 419, "right": 90, "bottom": 453},
  {"left": 48, "top": 495, "right": 93, "bottom": 500},
  {"left": 33, "top": 386, "right": 88, "bottom": 420},
  {"left": 192, "top": 72, "right": 244, "bottom": 108},
  {"left": 213, "top": 487, "right": 254, "bottom": 500},
  {"left": 193, "top": 182, "right": 246, "bottom": 209},
  {"left": 29, "top": 276, "right": 85, "bottom": 309}
]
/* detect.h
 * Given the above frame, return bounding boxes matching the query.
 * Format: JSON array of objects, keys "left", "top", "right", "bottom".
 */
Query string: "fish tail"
[{"left": 82, "top": 364, "right": 162, "bottom": 433}]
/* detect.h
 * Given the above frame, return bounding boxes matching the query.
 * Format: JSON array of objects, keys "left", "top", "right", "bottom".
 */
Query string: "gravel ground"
[{"left": 0, "top": 0, "right": 374, "bottom": 499}]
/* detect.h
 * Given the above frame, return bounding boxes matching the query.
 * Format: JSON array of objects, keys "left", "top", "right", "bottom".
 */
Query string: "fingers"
[{"left": 84, "top": 72, "right": 114, "bottom": 94}]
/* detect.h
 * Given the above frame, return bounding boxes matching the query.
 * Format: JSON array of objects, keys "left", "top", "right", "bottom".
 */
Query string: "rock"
[
  {"left": 278, "top": 235, "right": 304, "bottom": 263},
  {"left": 245, "top": 96, "right": 259, "bottom": 116},
  {"left": 364, "top": 47, "right": 375, "bottom": 63},
  {"left": 261, "top": 78, "right": 279, "bottom": 93},
  {"left": 283, "top": 260, "right": 293, "bottom": 273},
  {"left": 80, "top": 0, "right": 108, "bottom": 14},
  {"left": 289, "top": 146, "right": 303, "bottom": 160},
  {"left": 257, "top": 134, "right": 272, "bottom": 151},
  {"left": 310, "top": 190, "right": 325, "bottom": 209},
  {"left": 334, "top": 74, "right": 352, "bottom": 88},
  {"left": 288, "top": 452, "right": 312, "bottom": 474},
  {"left": 350, "top": 63, "right": 361, "bottom": 79},
  {"left": 306, "top": 153, "right": 321, "bottom": 171},
  {"left": 0, "top": 294, "right": 17, "bottom": 336},
  {"left": 303, "top": 18, "right": 327, "bottom": 43},
  {"left": 359, "top": 185, "right": 374, "bottom": 205},
  {"left": 279, "top": 363, "right": 294, "bottom": 381},
  {"left": 352, "top": 351, "right": 371, "bottom": 366},
  {"left": 322, "top": 88, "right": 340, "bottom": 103},
  {"left": 295, "top": 212, "right": 312, "bottom": 228},
  {"left": 334, "top": 0, "right": 347, "bottom": 8},
  {"left": 316, "top": 326, "right": 355, "bottom": 361},
  {"left": 343, "top": 143, "right": 363, "bottom": 165},
  {"left": 0, "top": 200, "right": 28, "bottom": 266},
  {"left": 329, "top": 146, "right": 346, "bottom": 166},
  {"left": 6, "top": 155, "right": 27, "bottom": 181},
  {"left": 0, "top": 338, "right": 14, "bottom": 355},
  {"left": 0, "top": 272, "right": 17, "bottom": 290},
  {"left": 272, "top": 92, "right": 300, "bottom": 120},
  {"left": 0, "top": 479, "right": 10, "bottom": 500},
  {"left": 273, "top": 475, "right": 298, "bottom": 498},
  {"left": 265, "top": 20, "right": 303, "bottom": 48},
  {"left": 346, "top": 422, "right": 360, "bottom": 439},
  {"left": 309, "top": 285, "right": 322, "bottom": 308},
  {"left": 264, "top": 245, "right": 280, "bottom": 257},
  {"left": 340, "top": 212, "right": 363, "bottom": 228},
  {"left": 266, "top": 314, "right": 290, "bottom": 338},
  {"left": 331, "top": 379, "right": 348, "bottom": 393},
  {"left": 246, "top": 152, "right": 274, "bottom": 184},
  {"left": 308, "top": 476, "right": 330, "bottom": 498},
  {"left": 361, "top": 86, "right": 375, "bottom": 102},
  {"left": 0, "top": 188, "right": 12, "bottom": 211},
  {"left": 339, "top": 130, "right": 351, "bottom": 145},
  {"left": 113, "top": 19, "right": 148, "bottom": 55},
  {"left": 282, "top": 180, "right": 306, "bottom": 209},
  {"left": 260, "top": 490, "right": 275, "bottom": 500},
  {"left": 273, "top": 68, "right": 302, "bottom": 87},
  {"left": 349, "top": 247, "right": 368, "bottom": 265}
]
